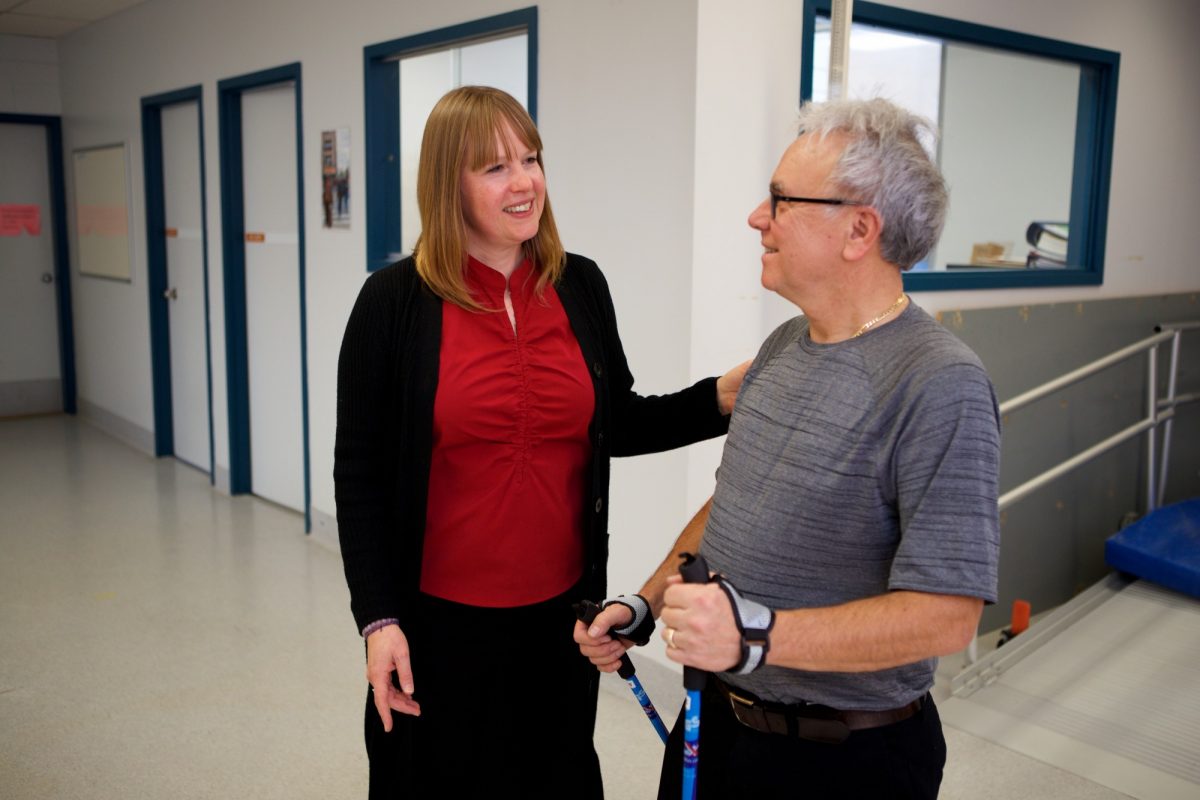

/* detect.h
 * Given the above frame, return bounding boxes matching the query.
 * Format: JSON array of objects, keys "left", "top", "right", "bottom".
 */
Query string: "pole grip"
[
  {"left": 678, "top": 553, "right": 710, "bottom": 691},
  {"left": 574, "top": 600, "right": 635, "bottom": 679}
]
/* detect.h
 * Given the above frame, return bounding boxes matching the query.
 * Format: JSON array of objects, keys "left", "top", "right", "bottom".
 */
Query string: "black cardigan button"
[
  {"left": 592, "top": 361, "right": 603, "bottom": 377},
  {"left": 594, "top": 497, "right": 603, "bottom": 513}
]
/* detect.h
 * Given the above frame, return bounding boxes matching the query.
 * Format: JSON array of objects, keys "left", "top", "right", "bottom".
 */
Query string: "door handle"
[
  {"left": 164, "top": 287, "right": 178, "bottom": 300},
  {"left": 42, "top": 272, "right": 54, "bottom": 284}
]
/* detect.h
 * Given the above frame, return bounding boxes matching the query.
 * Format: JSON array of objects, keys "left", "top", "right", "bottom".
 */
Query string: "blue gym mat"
[{"left": 1106, "top": 497, "right": 1200, "bottom": 599}]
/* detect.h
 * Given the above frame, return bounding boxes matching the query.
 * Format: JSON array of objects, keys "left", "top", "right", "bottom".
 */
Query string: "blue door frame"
[
  {"left": 140, "top": 86, "right": 216, "bottom": 481},
  {"left": 217, "top": 63, "right": 311, "bottom": 531},
  {"left": 0, "top": 113, "right": 76, "bottom": 414}
]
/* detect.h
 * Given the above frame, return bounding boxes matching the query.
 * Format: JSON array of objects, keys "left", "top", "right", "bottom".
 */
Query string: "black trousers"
[
  {"left": 657, "top": 683, "right": 946, "bottom": 800},
  {"left": 364, "top": 584, "right": 604, "bottom": 799}
]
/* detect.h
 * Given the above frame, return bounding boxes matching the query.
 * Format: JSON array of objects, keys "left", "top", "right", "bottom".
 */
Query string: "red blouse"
[{"left": 419, "top": 257, "right": 595, "bottom": 606}]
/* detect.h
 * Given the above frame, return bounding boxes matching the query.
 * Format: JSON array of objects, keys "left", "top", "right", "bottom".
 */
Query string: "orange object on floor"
[{"left": 1011, "top": 599, "right": 1031, "bottom": 635}]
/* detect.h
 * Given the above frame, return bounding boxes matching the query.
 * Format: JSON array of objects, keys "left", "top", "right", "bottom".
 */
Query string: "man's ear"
[{"left": 842, "top": 206, "right": 883, "bottom": 262}]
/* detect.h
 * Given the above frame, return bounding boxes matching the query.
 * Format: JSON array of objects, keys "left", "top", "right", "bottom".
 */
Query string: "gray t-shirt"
[{"left": 701, "top": 303, "right": 1000, "bottom": 710}]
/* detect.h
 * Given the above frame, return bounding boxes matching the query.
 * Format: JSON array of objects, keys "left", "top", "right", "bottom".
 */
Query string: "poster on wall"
[
  {"left": 0, "top": 204, "right": 41, "bottom": 237},
  {"left": 73, "top": 143, "right": 132, "bottom": 281},
  {"left": 321, "top": 128, "right": 350, "bottom": 229}
]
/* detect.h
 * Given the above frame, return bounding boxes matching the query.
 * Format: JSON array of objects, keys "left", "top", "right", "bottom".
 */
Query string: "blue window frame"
[
  {"left": 801, "top": 0, "right": 1119, "bottom": 291},
  {"left": 363, "top": 7, "right": 538, "bottom": 272}
]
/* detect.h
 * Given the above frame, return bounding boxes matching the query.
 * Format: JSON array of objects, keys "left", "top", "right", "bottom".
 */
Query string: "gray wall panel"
[{"left": 938, "top": 292, "right": 1199, "bottom": 630}]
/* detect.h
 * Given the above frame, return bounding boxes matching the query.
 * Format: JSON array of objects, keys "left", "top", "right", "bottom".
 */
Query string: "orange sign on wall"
[{"left": 244, "top": 232, "right": 265, "bottom": 243}]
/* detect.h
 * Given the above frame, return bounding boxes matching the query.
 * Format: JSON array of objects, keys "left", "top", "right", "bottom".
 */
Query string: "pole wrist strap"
[
  {"left": 601, "top": 594, "right": 655, "bottom": 646},
  {"left": 714, "top": 577, "right": 775, "bottom": 674}
]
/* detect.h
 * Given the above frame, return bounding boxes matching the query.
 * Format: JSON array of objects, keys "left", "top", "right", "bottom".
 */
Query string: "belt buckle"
[
  {"left": 726, "top": 687, "right": 757, "bottom": 709},
  {"left": 724, "top": 687, "right": 773, "bottom": 734},
  {"left": 725, "top": 688, "right": 789, "bottom": 736}
]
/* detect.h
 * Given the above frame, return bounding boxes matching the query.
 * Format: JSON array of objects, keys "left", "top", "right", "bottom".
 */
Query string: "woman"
[{"left": 334, "top": 86, "right": 744, "bottom": 798}]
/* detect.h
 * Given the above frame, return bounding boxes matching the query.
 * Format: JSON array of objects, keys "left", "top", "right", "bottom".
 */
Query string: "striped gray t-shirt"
[{"left": 701, "top": 303, "right": 1000, "bottom": 710}]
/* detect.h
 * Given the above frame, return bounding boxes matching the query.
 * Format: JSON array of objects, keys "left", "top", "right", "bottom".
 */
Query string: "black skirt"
[{"left": 364, "top": 581, "right": 604, "bottom": 799}]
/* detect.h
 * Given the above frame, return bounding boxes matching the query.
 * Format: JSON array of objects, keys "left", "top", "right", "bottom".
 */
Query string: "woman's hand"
[
  {"left": 573, "top": 604, "right": 635, "bottom": 673},
  {"left": 366, "top": 624, "right": 421, "bottom": 730},
  {"left": 716, "top": 359, "right": 752, "bottom": 415}
]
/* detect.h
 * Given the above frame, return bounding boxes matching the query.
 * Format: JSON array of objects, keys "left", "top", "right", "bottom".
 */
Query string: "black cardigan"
[{"left": 334, "top": 253, "right": 729, "bottom": 633}]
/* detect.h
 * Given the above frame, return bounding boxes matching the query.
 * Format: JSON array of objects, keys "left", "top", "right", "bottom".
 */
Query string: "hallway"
[
  {"left": 1, "top": 415, "right": 1129, "bottom": 798},
  {"left": 1, "top": 415, "right": 365, "bottom": 796}
]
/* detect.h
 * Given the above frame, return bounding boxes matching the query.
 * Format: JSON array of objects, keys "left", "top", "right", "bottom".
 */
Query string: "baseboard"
[
  {"left": 213, "top": 465, "right": 231, "bottom": 495},
  {"left": 310, "top": 506, "right": 339, "bottom": 553},
  {"left": 77, "top": 397, "right": 154, "bottom": 456},
  {"left": 0, "top": 378, "right": 61, "bottom": 417}
]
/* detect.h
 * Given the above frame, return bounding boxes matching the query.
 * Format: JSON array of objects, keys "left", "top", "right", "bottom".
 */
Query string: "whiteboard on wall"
[{"left": 73, "top": 143, "right": 132, "bottom": 281}]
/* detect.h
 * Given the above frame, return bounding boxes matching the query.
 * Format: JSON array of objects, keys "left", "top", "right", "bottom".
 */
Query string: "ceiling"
[{"left": 0, "top": 0, "right": 149, "bottom": 38}]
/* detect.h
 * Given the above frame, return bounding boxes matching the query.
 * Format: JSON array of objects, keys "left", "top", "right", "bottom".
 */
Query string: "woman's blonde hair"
[{"left": 413, "top": 85, "right": 566, "bottom": 309}]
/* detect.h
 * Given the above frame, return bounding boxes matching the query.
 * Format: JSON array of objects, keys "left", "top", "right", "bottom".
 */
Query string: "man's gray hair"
[{"left": 796, "top": 98, "right": 948, "bottom": 270}]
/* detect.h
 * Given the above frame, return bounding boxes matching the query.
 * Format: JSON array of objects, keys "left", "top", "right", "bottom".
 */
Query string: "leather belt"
[{"left": 713, "top": 678, "right": 923, "bottom": 744}]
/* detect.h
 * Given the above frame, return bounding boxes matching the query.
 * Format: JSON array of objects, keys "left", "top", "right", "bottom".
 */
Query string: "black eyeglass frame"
[{"left": 769, "top": 192, "right": 865, "bottom": 219}]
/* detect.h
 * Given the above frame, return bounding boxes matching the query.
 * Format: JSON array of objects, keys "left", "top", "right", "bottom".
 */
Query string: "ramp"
[{"left": 941, "top": 574, "right": 1200, "bottom": 799}]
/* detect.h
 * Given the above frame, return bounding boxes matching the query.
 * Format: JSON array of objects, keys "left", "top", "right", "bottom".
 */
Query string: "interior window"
[
  {"left": 364, "top": 8, "right": 536, "bottom": 272},
  {"left": 398, "top": 34, "right": 528, "bottom": 254},
  {"left": 802, "top": 0, "right": 1119, "bottom": 290}
]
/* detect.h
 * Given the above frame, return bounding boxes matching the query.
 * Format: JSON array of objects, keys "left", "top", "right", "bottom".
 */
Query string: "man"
[{"left": 577, "top": 98, "right": 1000, "bottom": 799}]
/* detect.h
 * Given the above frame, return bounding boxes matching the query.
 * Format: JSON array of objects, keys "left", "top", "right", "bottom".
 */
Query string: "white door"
[
  {"left": 161, "top": 102, "right": 210, "bottom": 471},
  {"left": 0, "top": 123, "right": 61, "bottom": 417},
  {"left": 241, "top": 84, "right": 304, "bottom": 512}
]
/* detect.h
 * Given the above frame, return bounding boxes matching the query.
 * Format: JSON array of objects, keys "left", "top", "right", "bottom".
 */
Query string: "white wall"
[
  {"left": 540, "top": 0, "right": 701, "bottom": 617},
  {"left": 6, "top": 0, "right": 1199, "bottom": 671},
  {"left": 685, "top": 0, "right": 805, "bottom": 514},
  {"left": 0, "top": 34, "right": 59, "bottom": 115}
]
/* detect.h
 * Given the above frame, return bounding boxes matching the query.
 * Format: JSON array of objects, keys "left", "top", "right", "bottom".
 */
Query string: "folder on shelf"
[{"left": 1026, "top": 221, "right": 1069, "bottom": 264}]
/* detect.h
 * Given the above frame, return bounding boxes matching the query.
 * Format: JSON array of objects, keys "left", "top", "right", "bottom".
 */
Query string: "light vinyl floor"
[{"left": 0, "top": 415, "right": 1129, "bottom": 799}]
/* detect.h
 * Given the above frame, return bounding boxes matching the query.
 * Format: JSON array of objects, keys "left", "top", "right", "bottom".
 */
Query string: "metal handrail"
[
  {"left": 998, "top": 331, "right": 1172, "bottom": 417},
  {"left": 996, "top": 330, "right": 1175, "bottom": 513},
  {"left": 997, "top": 415, "right": 1167, "bottom": 512},
  {"left": 962, "top": 320, "right": 1197, "bottom": 667},
  {"left": 1160, "top": 391, "right": 1200, "bottom": 408},
  {"left": 1154, "top": 321, "right": 1200, "bottom": 505}
]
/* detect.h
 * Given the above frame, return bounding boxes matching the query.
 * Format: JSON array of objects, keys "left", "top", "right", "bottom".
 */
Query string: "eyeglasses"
[{"left": 769, "top": 192, "right": 864, "bottom": 220}]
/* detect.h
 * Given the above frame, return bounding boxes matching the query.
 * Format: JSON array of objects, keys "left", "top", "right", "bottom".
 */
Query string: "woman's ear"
[{"left": 842, "top": 206, "right": 883, "bottom": 262}]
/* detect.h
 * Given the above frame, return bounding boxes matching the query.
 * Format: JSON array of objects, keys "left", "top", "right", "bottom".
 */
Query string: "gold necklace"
[{"left": 852, "top": 294, "right": 907, "bottom": 338}]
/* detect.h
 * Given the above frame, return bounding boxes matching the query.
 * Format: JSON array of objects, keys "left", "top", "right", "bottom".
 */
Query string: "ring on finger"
[{"left": 667, "top": 627, "right": 678, "bottom": 648}]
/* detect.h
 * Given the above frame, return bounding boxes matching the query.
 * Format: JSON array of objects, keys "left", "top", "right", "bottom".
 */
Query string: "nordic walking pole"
[
  {"left": 678, "top": 552, "right": 711, "bottom": 800},
  {"left": 574, "top": 600, "right": 670, "bottom": 744}
]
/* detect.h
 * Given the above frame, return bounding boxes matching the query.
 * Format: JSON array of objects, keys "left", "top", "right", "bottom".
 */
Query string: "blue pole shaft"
[
  {"left": 678, "top": 553, "right": 711, "bottom": 800},
  {"left": 682, "top": 688, "right": 701, "bottom": 800},
  {"left": 574, "top": 600, "right": 669, "bottom": 745},
  {"left": 626, "top": 673, "right": 669, "bottom": 744}
]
